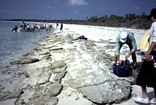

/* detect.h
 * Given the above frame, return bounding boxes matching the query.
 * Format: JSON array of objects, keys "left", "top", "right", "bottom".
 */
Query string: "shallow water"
[{"left": 0, "top": 21, "right": 53, "bottom": 68}]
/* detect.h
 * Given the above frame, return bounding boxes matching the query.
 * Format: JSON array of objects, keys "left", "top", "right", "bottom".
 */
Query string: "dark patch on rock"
[
  {"left": 0, "top": 89, "right": 24, "bottom": 101},
  {"left": 10, "top": 58, "right": 39, "bottom": 65}
]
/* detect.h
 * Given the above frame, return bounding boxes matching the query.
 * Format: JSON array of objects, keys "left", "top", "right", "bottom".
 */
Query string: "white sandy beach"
[
  {"left": 58, "top": 24, "right": 154, "bottom": 105},
  {"left": 0, "top": 23, "right": 155, "bottom": 105}
]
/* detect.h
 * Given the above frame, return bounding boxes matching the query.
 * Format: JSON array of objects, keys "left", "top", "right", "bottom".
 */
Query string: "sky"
[{"left": 0, "top": 0, "right": 156, "bottom": 20}]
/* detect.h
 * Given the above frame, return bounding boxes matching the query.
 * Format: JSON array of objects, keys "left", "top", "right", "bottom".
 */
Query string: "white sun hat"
[{"left": 120, "top": 32, "right": 128, "bottom": 43}]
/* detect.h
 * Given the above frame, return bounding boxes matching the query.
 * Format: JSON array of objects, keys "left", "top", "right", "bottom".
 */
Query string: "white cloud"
[{"left": 68, "top": 0, "right": 88, "bottom": 6}]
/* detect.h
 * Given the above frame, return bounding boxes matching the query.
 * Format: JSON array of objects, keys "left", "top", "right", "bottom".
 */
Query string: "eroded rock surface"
[{"left": 0, "top": 29, "right": 140, "bottom": 105}]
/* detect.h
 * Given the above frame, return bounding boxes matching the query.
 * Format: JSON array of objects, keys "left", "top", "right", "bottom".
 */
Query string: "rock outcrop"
[{"left": 0, "top": 29, "right": 140, "bottom": 105}]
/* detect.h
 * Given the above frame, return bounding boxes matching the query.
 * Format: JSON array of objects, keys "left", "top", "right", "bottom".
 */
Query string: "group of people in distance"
[
  {"left": 45, "top": 22, "right": 52, "bottom": 33},
  {"left": 12, "top": 21, "right": 63, "bottom": 33},
  {"left": 12, "top": 21, "right": 41, "bottom": 32},
  {"left": 114, "top": 8, "right": 156, "bottom": 104},
  {"left": 22, "top": 21, "right": 41, "bottom": 32},
  {"left": 12, "top": 21, "right": 54, "bottom": 32}
]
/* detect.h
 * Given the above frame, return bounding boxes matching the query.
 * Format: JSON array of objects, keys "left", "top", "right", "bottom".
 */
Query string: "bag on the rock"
[
  {"left": 78, "top": 35, "right": 85, "bottom": 39},
  {"left": 112, "top": 60, "right": 132, "bottom": 77}
]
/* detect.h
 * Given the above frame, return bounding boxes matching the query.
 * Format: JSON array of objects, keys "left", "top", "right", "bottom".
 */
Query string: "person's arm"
[
  {"left": 116, "top": 55, "right": 121, "bottom": 63},
  {"left": 115, "top": 38, "right": 120, "bottom": 56},
  {"left": 125, "top": 35, "right": 137, "bottom": 59},
  {"left": 125, "top": 51, "right": 132, "bottom": 59},
  {"left": 146, "top": 42, "right": 156, "bottom": 61},
  {"left": 130, "top": 34, "right": 137, "bottom": 53},
  {"left": 115, "top": 36, "right": 121, "bottom": 63}
]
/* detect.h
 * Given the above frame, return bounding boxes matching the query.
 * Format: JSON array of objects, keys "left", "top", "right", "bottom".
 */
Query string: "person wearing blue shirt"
[{"left": 114, "top": 30, "right": 137, "bottom": 68}]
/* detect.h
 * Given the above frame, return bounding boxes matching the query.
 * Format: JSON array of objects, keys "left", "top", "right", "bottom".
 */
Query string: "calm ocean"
[{"left": 0, "top": 21, "right": 53, "bottom": 68}]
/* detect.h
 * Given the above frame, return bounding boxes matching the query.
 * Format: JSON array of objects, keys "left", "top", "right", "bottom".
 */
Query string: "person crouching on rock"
[{"left": 114, "top": 30, "right": 137, "bottom": 69}]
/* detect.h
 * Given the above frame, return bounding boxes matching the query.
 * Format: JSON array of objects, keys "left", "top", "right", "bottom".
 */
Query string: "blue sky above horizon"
[{"left": 0, "top": 0, "right": 156, "bottom": 20}]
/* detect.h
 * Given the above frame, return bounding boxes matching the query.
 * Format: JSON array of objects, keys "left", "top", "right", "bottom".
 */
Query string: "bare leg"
[
  {"left": 128, "top": 44, "right": 137, "bottom": 64},
  {"left": 114, "top": 53, "right": 117, "bottom": 63},
  {"left": 114, "top": 44, "right": 123, "bottom": 63},
  {"left": 142, "top": 87, "right": 148, "bottom": 98},
  {"left": 114, "top": 54, "right": 120, "bottom": 63},
  {"left": 132, "top": 52, "right": 137, "bottom": 64}
]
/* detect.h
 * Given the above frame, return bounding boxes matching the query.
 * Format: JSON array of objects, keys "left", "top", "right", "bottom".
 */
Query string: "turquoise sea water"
[{"left": 0, "top": 21, "right": 53, "bottom": 68}]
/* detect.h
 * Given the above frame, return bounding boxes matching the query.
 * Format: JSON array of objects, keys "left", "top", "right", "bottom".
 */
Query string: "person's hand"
[
  {"left": 125, "top": 54, "right": 130, "bottom": 60},
  {"left": 117, "top": 59, "right": 122, "bottom": 64},
  {"left": 145, "top": 52, "right": 151, "bottom": 61}
]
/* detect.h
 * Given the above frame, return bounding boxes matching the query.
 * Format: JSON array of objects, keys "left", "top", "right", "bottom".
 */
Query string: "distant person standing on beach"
[
  {"left": 133, "top": 8, "right": 156, "bottom": 104},
  {"left": 56, "top": 23, "right": 59, "bottom": 29},
  {"left": 114, "top": 30, "right": 137, "bottom": 69},
  {"left": 60, "top": 23, "right": 63, "bottom": 32}
]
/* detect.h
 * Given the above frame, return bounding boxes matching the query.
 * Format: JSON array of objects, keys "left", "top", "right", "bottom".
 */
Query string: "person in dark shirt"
[
  {"left": 60, "top": 23, "right": 63, "bottom": 32},
  {"left": 22, "top": 21, "right": 26, "bottom": 29},
  {"left": 11, "top": 25, "right": 18, "bottom": 32},
  {"left": 56, "top": 23, "right": 58, "bottom": 29}
]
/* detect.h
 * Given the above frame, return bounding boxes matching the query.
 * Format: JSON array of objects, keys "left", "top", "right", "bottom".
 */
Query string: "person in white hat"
[{"left": 114, "top": 30, "right": 137, "bottom": 68}]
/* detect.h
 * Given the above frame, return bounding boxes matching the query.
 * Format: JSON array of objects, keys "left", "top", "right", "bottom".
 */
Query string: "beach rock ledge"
[{"left": 0, "top": 29, "right": 138, "bottom": 105}]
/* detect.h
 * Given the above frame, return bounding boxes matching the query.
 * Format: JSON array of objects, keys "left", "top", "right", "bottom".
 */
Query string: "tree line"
[
  {"left": 5, "top": 12, "right": 152, "bottom": 29},
  {"left": 86, "top": 13, "right": 151, "bottom": 29}
]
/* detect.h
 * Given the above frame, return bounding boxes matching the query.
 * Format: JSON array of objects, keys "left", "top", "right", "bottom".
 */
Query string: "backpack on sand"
[{"left": 112, "top": 60, "right": 132, "bottom": 77}]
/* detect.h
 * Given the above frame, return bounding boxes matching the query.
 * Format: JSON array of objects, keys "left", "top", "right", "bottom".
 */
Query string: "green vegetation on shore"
[{"left": 2, "top": 13, "right": 151, "bottom": 29}]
